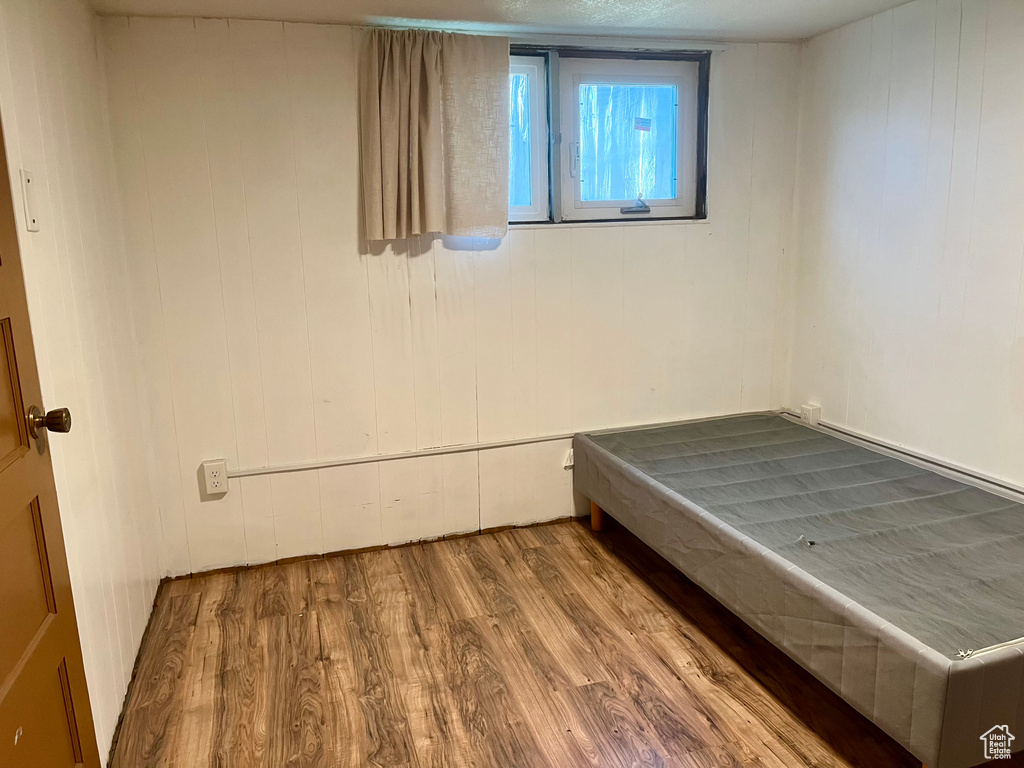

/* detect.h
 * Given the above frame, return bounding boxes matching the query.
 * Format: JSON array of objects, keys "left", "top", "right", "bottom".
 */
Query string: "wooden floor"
[{"left": 111, "top": 519, "right": 924, "bottom": 768}]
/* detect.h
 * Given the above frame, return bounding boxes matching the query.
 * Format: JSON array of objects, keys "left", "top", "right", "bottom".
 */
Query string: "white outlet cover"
[
  {"left": 800, "top": 404, "right": 821, "bottom": 426},
  {"left": 201, "top": 458, "right": 229, "bottom": 496},
  {"left": 20, "top": 169, "right": 40, "bottom": 232}
]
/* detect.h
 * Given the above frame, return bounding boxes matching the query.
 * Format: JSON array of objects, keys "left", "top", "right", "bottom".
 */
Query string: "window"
[
  {"left": 508, "top": 56, "right": 549, "bottom": 222},
  {"left": 508, "top": 48, "right": 709, "bottom": 224}
]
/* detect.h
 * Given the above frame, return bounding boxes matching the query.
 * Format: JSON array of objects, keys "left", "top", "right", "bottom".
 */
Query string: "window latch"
[
  {"left": 569, "top": 142, "right": 579, "bottom": 179},
  {"left": 620, "top": 195, "right": 651, "bottom": 214}
]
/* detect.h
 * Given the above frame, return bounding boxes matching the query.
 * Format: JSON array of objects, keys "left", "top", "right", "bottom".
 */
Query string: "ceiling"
[{"left": 91, "top": 0, "right": 910, "bottom": 42}]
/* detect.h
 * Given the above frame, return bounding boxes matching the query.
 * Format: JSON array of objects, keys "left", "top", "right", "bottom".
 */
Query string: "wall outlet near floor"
[
  {"left": 800, "top": 404, "right": 821, "bottom": 426},
  {"left": 201, "top": 458, "right": 229, "bottom": 495}
]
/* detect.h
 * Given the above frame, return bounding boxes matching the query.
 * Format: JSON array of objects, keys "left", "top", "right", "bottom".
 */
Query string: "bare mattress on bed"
[{"left": 573, "top": 412, "right": 1024, "bottom": 768}]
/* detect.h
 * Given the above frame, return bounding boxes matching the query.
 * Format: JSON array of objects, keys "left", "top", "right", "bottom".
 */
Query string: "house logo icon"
[{"left": 980, "top": 725, "right": 1014, "bottom": 760}]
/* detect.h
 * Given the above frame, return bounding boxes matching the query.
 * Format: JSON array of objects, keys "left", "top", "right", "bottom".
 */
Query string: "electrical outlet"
[
  {"left": 20, "top": 169, "right": 40, "bottom": 232},
  {"left": 800, "top": 404, "right": 821, "bottom": 426},
  {"left": 201, "top": 458, "right": 229, "bottom": 495}
]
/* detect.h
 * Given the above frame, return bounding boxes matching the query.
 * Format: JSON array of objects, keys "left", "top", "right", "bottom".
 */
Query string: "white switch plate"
[
  {"left": 20, "top": 169, "right": 40, "bottom": 232},
  {"left": 201, "top": 458, "right": 228, "bottom": 495}
]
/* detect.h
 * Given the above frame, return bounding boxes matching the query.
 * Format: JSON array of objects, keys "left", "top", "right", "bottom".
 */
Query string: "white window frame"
[
  {"left": 508, "top": 55, "right": 550, "bottom": 223},
  {"left": 558, "top": 57, "right": 700, "bottom": 222}
]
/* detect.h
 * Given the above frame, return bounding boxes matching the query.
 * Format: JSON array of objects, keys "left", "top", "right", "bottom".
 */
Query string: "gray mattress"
[{"left": 574, "top": 413, "right": 1024, "bottom": 768}]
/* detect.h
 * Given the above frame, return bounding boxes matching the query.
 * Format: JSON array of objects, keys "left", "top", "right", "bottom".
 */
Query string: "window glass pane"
[
  {"left": 579, "top": 83, "right": 677, "bottom": 202},
  {"left": 509, "top": 72, "right": 532, "bottom": 207}
]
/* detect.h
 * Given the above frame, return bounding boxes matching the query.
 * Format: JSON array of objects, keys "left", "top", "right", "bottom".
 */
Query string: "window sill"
[{"left": 508, "top": 217, "right": 709, "bottom": 230}]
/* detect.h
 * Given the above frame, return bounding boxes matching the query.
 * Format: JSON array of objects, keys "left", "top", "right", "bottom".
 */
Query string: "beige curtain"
[{"left": 359, "top": 28, "right": 510, "bottom": 241}]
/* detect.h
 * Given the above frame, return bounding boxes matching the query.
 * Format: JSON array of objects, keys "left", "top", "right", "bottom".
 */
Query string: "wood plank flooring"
[{"left": 111, "top": 519, "right": 923, "bottom": 767}]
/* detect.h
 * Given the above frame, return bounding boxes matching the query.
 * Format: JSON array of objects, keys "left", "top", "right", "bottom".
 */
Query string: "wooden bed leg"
[{"left": 590, "top": 501, "right": 605, "bottom": 532}]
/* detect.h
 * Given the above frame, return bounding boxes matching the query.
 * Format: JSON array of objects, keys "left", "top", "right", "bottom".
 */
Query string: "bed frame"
[{"left": 574, "top": 413, "right": 1024, "bottom": 768}]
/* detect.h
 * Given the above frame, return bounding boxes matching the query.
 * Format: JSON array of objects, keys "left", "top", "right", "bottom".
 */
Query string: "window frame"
[
  {"left": 560, "top": 58, "right": 699, "bottom": 221},
  {"left": 508, "top": 46, "right": 711, "bottom": 225},
  {"left": 508, "top": 55, "right": 551, "bottom": 223}
]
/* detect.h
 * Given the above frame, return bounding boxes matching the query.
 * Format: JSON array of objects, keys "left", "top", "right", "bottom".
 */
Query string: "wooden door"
[{"left": 0, "top": 121, "right": 100, "bottom": 764}]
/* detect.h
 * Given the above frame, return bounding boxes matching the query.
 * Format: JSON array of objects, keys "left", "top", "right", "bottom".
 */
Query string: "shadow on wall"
[{"left": 362, "top": 233, "right": 503, "bottom": 257}]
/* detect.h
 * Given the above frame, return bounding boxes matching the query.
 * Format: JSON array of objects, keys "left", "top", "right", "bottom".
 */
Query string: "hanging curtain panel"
[{"left": 360, "top": 28, "right": 510, "bottom": 241}]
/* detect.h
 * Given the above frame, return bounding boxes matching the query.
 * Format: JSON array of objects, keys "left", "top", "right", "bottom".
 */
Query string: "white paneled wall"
[
  {"left": 0, "top": 0, "right": 161, "bottom": 754},
  {"left": 101, "top": 16, "right": 801, "bottom": 575},
  {"left": 790, "top": 0, "right": 1024, "bottom": 486}
]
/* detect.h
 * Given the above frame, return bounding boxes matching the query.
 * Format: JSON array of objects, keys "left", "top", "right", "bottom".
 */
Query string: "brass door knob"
[{"left": 27, "top": 406, "right": 72, "bottom": 439}]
